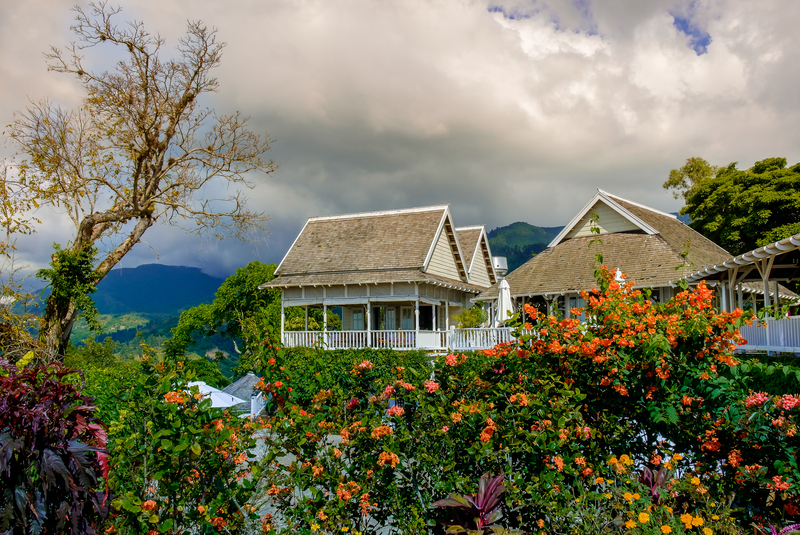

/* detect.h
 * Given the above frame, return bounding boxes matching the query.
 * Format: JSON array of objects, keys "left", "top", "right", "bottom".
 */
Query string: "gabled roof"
[
  {"left": 456, "top": 226, "right": 497, "bottom": 285},
  {"left": 476, "top": 190, "right": 731, "bottom": 300},
  {"left": 222, "top": 372, "right": 261, "bottom": 414},
  {"left": 264, "top": 205, "right": 480, "bottom": 289},
  {"left": 548, "top": 189, "right": 661, "bottom": 248}
]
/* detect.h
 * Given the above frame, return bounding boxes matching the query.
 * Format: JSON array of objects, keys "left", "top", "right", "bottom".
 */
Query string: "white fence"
[
  {"left": 738, "top": 317, "right": 800, "bottom": 354},
  {"left": 450, "top": 327, "right": 517, "bottom": 351},
  {"left": 282, "top": 327, "right": 530, "bottom": 351}
]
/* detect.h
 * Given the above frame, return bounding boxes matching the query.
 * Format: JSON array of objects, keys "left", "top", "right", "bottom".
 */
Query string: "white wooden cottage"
[{"left": 260, "top": 205, "right": 497, "bottom": 350}]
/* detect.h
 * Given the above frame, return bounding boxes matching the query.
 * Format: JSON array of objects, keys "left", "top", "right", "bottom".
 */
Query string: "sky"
[{"left": 1, "top": 0, "right": 799, "bottom": 279}]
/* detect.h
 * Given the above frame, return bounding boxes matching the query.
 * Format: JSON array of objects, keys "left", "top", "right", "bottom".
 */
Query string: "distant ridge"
[
  {"left": 93, "top": 264, "right": 224, "bottom": 314},
  {"left": 487, "top": 222, "right": 563, "bottom": 274}
]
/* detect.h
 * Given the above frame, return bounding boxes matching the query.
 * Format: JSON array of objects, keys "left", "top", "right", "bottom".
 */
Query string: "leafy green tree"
[
  {"left": 663, "top": 156, "right": 719, "bottom": 200},
  {"left": 7, "top": 4, "right": 276, "bottom": 359},
  {"left": 164, "top": 261, "right": 280, "bottom": 360},
  {"left": 665, "top": 156, "right": 800, "bottom": 254},
  {"left": 453, "top": 302, "right": 489, "bottom": 328}
]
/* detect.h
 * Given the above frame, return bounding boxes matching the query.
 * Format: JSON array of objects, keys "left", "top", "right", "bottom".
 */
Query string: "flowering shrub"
[
  {"left": 104, "top": 353, "right": 262, "bottom": 534},
  {"left": 253, "top": 267, "right": 800, "bottom": 533},
  {"left": 0, "top": 359, "right": 109, "bottom": 534}
]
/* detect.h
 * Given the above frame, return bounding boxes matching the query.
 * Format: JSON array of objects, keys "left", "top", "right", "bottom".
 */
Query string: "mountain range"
[{"left": 487, "top": 222, "right": 564, "bottom": 273}]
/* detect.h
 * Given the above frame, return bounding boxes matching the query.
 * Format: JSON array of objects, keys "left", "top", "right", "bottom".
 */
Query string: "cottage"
[
  {"left": 475, "top": 189, "right": 733, "bottom": 317},
  {"left": 260, "top": 205, "right": 496, "bottom": 350}
]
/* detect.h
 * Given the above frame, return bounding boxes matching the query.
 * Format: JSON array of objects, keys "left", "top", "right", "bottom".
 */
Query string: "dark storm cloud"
[{"left": 2, "top": 0, "right": 799, "bottom": 278}]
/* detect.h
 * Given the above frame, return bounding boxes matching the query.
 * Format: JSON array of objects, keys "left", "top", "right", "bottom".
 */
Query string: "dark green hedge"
[{"left": 279, "top": 347, "right": 435, "bottom": 405}]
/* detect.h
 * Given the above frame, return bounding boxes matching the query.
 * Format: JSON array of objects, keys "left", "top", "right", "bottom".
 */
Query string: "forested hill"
[
  {"left": 92, "top": 264, "right": 224, "bottom": 314},
  {"left": 487, "top": 222, "right": 564, "bottom": 273}
]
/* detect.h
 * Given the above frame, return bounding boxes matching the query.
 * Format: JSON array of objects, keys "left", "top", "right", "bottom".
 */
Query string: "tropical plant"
[
  {"left": 105, "top": 351, "right": 262, "bottom": 535},
  {"left": 433, "top": 473, "right": 520, "bottom": 534},
  {"left": 0, "top": 359, "right": 109, "bottom": 534}
]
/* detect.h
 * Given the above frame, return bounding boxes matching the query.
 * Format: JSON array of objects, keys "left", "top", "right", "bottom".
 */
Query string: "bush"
[
  {"left": 264, "top": 346, "right": 433, "bottom": 407},
  {"left": 0, "top": 359, "right": 109, "bottom": 534},
  {"left": 252, "top": 267, "right": 798, "bottom": 533},
  {"left": 105, "top": 352, "right": 262, "bottom": 535}
]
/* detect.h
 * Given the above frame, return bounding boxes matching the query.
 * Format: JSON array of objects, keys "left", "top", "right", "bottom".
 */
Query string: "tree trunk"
[
  {"left": 41, "top": 298, "right": 79, "bottom": 360},
  {"left": 40, "top": 215, "right": 155, "bottom": 360}
]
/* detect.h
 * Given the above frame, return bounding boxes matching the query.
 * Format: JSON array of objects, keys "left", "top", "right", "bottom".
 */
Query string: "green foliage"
[
  {"left": 663, "top": 156, "right": 719, "bottom": 200},
  {"left": 0, "top": 359, "right": 109, "bottom": 534},
  {"left": 184, "top": 356, "right": 231, "bottom": 388},
  {"left": 252, "top": 267, "right": 796, "bottom": 533},
  {"left": 453, "top": 303, "right": 489, "bottom": 328},
  {"left": 666, "top": 156, "right": 800, "bottom": 255},
  {"left": 37, "top": 244, "right": 103, "bottom": 333},
  {"left": 165, "top": 261, "right": 280, "bottom": 359},
  {"left": 106, "top": 353, "right": 261, "bottom": 534},
  {"left": 284, "top": 307, "right": 342, "bottom": 331},
  {"left": 261, "top": 345, "right": 432, "bottom": 406}
]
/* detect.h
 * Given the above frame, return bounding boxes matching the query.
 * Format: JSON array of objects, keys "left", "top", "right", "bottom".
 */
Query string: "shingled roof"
[
  {"left": 262, "top": 205, "right": 491, "bottom": 291},
  {"left": 477, "top": 190, "right": 732, "bottom": 300}
]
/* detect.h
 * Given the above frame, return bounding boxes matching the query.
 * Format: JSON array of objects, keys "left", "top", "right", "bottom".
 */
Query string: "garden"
[{"left": 2, "top": 266, "right": 800, "bottom": 534}]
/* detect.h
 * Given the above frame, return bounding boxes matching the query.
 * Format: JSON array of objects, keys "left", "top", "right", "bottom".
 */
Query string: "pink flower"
[
  {"left": 744, "top": 392, "right": 770, "bottom": 408},
  {"left": 777, "top": 395, "right": 800, "bottom": 411},
  {"left": 425, "top": 380, "right": 440, "bottom": 393},
  {"left": 445, "top": 354, "right": 458, "bottom": 366},
  {"left": 346, "top": 398, "right": 359, "bottom": 410},
  {"left": 383, "top": 385, "right": 396, "bottom": 397},
  {"left": 442, "top": 426, "right": 449, "bottom": 433},
  {"left": 387, "top": 405, "right": 405, "bottom": 417}
]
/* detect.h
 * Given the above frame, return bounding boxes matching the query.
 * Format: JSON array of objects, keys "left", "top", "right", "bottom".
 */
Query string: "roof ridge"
[
  {"left": 599, "top": 189, "right": 677, "bottom": 219},
  {"left": 455, "top": 225, "right": 484, "bottom": 231},
  {"left": 308, "top": 205, "right": 449, "bottom": 222}
]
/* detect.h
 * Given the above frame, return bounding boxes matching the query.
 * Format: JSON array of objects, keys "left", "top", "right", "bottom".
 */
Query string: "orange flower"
[{"left": 142, "top": 500, "right": 156, "bottom": 512}]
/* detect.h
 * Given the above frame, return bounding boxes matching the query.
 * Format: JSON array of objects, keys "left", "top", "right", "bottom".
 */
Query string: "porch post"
[
  {"left": 445, "top": 301, "right": 449, "bottom": 330},
  {"left": 737, "top": 285, "right": 743, "bottom": 310},
  {"left": 280, "top": 299, "right": 285, "bottom": 345},
  {"left": 366, "top": 302, "right": 372, "bottom": 348},
  {"left": 415, "top": 300, "right": 420, "bottom": 348},
  {"left": 774, "top": 280, "right": 781, "bottom": 318},
  {"left": 719, "top": 282, "right": 728, "bottom": 313},
  {"left": 323, "top": 304, "right": 328, "bottom": 347},
  {"left": 304, "top": 306, "right": 308, "bottom": 331},
  {"left": 762, "top": 259, "right": 771, "bottom": 310}
]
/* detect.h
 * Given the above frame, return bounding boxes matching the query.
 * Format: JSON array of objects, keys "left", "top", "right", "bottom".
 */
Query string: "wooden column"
[
  {"left": 304, "top": 306, "right": 309, "bottom": 331},
  {"left": 415, "top": 300, "right": 420, "bottom": 348},
  {"left": 366, "top": 302, "right": 372, "bottom": 348},
  {"left": 774, "top": 280, "right": 781, "bottom": 317},
  {"left": 323, "top": 304, "right": 328, "bottom": 347},
  {"left": 280, "top": 299, "right": 285, "bottom": 345}
]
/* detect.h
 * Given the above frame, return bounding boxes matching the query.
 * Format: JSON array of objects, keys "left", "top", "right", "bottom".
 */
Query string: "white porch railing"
[
  {"left": 738, "top": 317, "right": 800, "bottom": 354},
  {"left": 370, "top": 330, "right": 418, "bottom": 349},
  {"left": 450, "top": 327, "right": 517, "bottom": 351},
  {"left": 282, "top": 328, "right": 529, "bottom": 351}
]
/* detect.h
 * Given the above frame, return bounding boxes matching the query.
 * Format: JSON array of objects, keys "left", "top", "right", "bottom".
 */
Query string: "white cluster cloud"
[{"left": 1, "top": 0, "right": 798, "bottom": 278}]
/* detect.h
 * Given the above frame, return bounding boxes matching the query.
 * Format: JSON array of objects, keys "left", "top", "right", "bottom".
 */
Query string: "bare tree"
[{"left": 8, "top": 2, "right": 277, "bottom": 358}]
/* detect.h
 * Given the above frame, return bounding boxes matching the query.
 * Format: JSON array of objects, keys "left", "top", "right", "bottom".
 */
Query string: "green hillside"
[{"left": 487, "top": 222, "right": 563, "bottom": 273}]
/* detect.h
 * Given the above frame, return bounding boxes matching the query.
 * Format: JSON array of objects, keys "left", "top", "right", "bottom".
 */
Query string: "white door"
[{"left": 386, "top": 307, "right": 396, "bottom": 330}]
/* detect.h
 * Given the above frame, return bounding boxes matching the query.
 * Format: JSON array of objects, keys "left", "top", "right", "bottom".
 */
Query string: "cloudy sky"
[{"left": 2, "top": 0, "right": 799, "bottom": 279}]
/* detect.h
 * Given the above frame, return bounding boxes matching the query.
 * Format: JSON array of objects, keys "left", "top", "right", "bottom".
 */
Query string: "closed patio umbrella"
[{"left": 496, "top": 279, "right": 513, "bottom": 327}]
